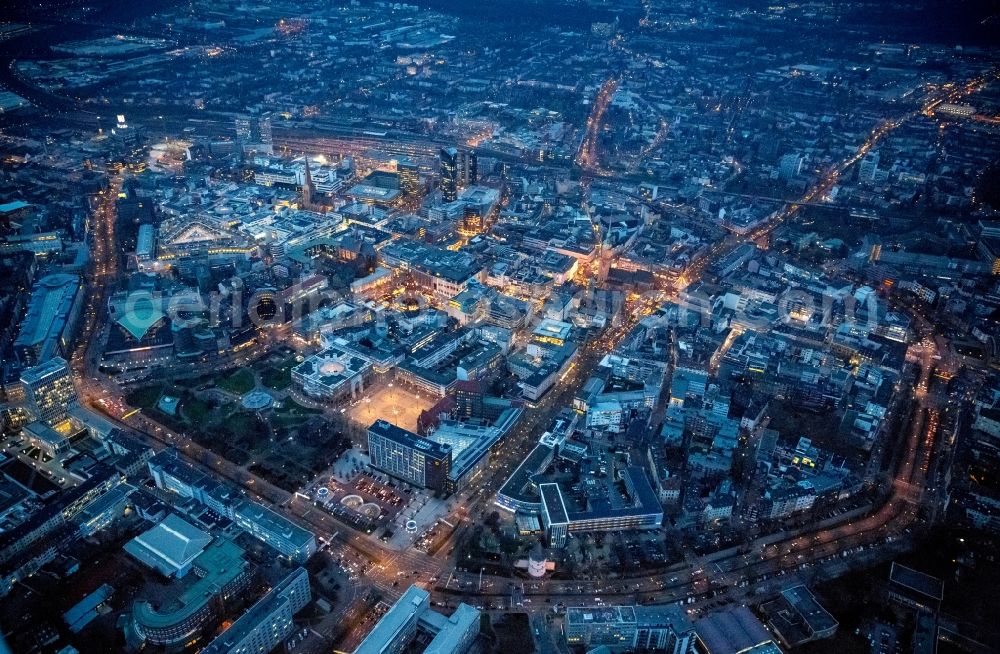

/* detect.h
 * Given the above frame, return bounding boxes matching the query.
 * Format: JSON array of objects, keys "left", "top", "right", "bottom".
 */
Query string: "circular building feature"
[{"left": 340, "top": 495, "right": 364, "bottom": 510}]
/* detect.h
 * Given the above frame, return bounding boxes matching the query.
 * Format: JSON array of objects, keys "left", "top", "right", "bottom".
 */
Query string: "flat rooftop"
[
  {"left": 889, "top": 562, "right": 944, "bottom": 601},
  {"left": 232, "top": 500, "right": 316, "bottom": 548},
  {"left": 201, "top": 567, "right": 308, "bottom": 654},
  {"left": 124, "top": 513, "right": 212, "bottom": 577},
  {"left": 354, "top": 585, "right": 429, "bottom": 654},
  {"left": 496, "top": 443, "right": 553, "bottom": 507},
  {"left": 694, "top": 606, "right": 774, "bottom": 654},
  {"left": 566, "top": 606, "right": 637, "bottom": 626},
  {"left": 368, "top": 419, "right": 451, "bottom": 460},
  {"left": 781, "top": 585, "right": 837, "bottom": 633},
  {"left": 131, "top": 537, "right": 248, "bottom": 631}
]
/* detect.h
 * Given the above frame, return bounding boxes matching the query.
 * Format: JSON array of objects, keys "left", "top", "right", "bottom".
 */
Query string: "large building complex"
[
  {"left": 12, "top": 273, "right": 84, "bottom": 367},
  {"left": 128, "top": 536, "right": 254, "bottom": 647},
  {"left": 147, "top": 451, "right": 317, "bottom": 563},
  {"left": 367, "top": 419, "right": 452, "bottom": 494},
  {"left": 201, "top": 567, "right": 311, "bottom": 654},
  {"left": 565, "top": 604, "right": 696, "bottom": 653},
  {"left": 539, "top": 466, "right": 664, "bottom": 547},
  {"left": 292, "top": 344, "right": 371, "bottom": 401},
  {"left": 354, "top": 585, "right": 480, "bottom": 654},
  {"left": 497, "top": 434, "right": 663, "bottom": 546},
  {"left": 378, "top": 239, "right": 484, "bottom": 302},
  {"left": 426, "top": 407, "right": 521, "bottom": 492}
]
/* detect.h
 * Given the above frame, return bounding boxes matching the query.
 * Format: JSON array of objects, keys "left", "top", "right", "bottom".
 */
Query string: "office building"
[
  {"left": 74, "top": 484, "right": 134, "bottom": 537},
  {"left": 535, "top": 467, "right": 662, "bottom": 547},
  {"left": 235, "top": 113, "right": 273, "bottom": 155},
  {"left": 129, "top": 537, "right": 254, "bottom": 647},
  {"left": 201, "top": 567, "right": 311, "bottom": 654},
  {"left": 858, "top": 150, "right": 880, "bottom": 184},
  {"left": 231, "top": 501, "right": 317, "bottom": 563},
  {"left": 426, "top": 407, "right": 521, "bottom": 492},
  {"left": 20, "top": 357, "right": 76, "bottom": 426},
  {"left": 439, "top": 147, "right": 459, "bottom": 202},
  {"left": 565, "top": 604, "right": 694, "bottom": 653},
  {"left": 147, "top": 451, "right": 317, "bottom": 563},
  {"left": 136, "top": 223, "right": 156, "bottom": 262},
  {"left": 23, "top": 421, "right": 73, "bottom": 458},
  {"left": 397, "top": 158, "right": 421, "bottom": 197},
  {"left": 0, "top": 464, "right": 119, "bottom": 570},
  {"left": 456, "top": 148, "right": 477, "bottom": 187},
  {"left": 124, "top": 513, "right": 213, "bottom": 578},
  {"left": 532, "top": 319, "right": 573, "bottom": 346},
  {"left": 13, "top": 273, "right": 84, "bottom": 367},
  {"left": 761, "top": 585, "right": 838, "bottom": 648},
  {"left": 368, "top": 420, "right": 452, "bottom": 493},
  {"left": 779, "top": 153, "right": 803, "bottom": 180},
  {"left": 354, "top": 585, "right": 480, "bottom": 654},
  {"left": 887, "top": 562, "right": 943, "bottom": 613}
]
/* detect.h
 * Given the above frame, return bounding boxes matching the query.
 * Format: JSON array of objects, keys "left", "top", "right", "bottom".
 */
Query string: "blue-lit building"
[
  {"left": 147, "top": 451, "right": 317, "bottom": 563},
  {"left": 368, "top": 419, "right": 452, "bottom": 494},
  {"left": 439, "top": 147, "right": 459, "bottom": 202},
  {"left": 354, "top": 585, "right": 479, "bottom": 654},
  {"left": 20, "top": 357, "right": 76, "bottom": 426},
  {"left": 201, "top": 567, "right": 311, "bottom": 654},
  {"left": 13, "top": 273, "right": 84, "bottom": 367}
]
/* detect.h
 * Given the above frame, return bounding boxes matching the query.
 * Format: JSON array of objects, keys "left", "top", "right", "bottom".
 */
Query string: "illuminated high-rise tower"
[
  {"left": 235, "top": 112, "right": 273, "bottom": 155},
  {"left": 398, "top": 158, "right": 420, "bottom": 197},
  {"left": 457, "top": 148, "right": 477, "bottom": 187},
  {"left": 20, "top": 357, "right": 76, "bottom": 426},
  {"left": 439, "top": 147, "right": 459, "bottom": 202}
]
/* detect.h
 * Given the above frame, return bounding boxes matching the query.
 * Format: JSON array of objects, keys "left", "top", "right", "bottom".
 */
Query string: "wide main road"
[
  {"left": 70, "top": 173, "right": 123, "bottom": 384},
  {"left": 575, "top": 76, "right": 619, "bottom": 174}
]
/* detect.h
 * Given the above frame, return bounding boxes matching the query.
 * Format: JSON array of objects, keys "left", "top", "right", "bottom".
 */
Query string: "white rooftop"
[{"left": 124, "top": 513, "right": 212, "bottom": 577}]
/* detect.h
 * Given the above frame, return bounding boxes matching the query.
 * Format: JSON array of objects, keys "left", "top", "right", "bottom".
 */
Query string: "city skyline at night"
[{"left": 0, "top": 2, "right": 998, "bottom": 653}]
